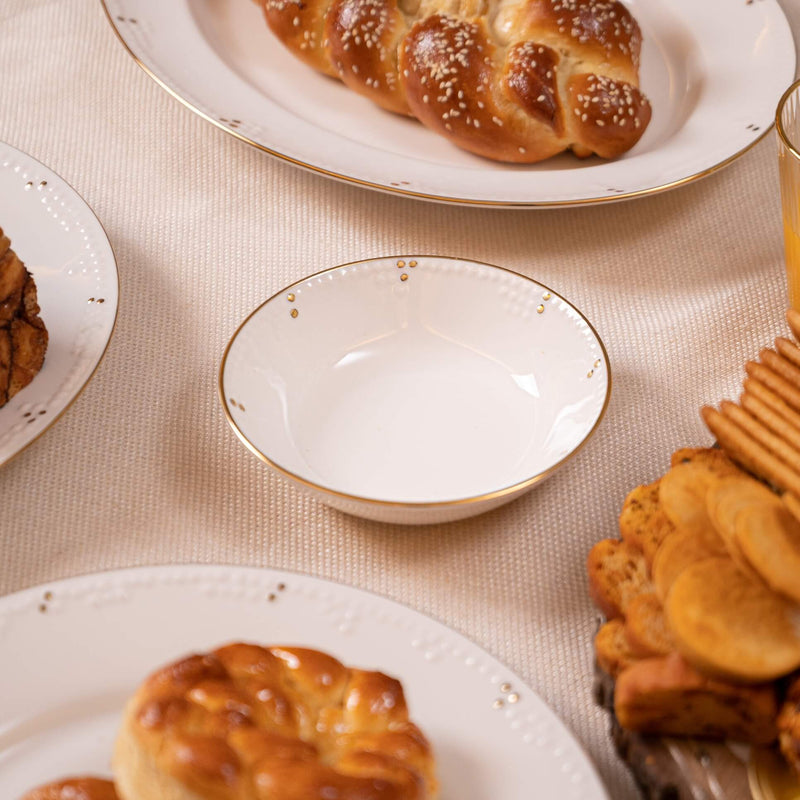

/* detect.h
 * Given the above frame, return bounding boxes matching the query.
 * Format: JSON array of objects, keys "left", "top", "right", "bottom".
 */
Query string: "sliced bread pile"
[
  {"left": 589, "top": 444, "right": 800, "bottom": 770},
  {"left": 0, "top": 226, "right": 48, "bottom": 406},
  {"left": 589, "top": 309, "right": 800, "bottom": 780}
]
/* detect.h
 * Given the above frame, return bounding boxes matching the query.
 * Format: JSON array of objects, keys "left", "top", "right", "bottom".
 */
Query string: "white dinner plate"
[
  {"left": 0, "top": 141, "right": 118, "bottom": 467},
  {"left": 0, "top": 564, "right": 609, "bottom": 799},
  {"left": 100, "top": 0, "right": 796, "bottom": 207}
]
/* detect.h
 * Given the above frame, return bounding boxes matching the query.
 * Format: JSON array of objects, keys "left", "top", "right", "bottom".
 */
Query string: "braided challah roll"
[
  {"left": 257, "top": 0, "right": 651, "bottom": 162},
  {"left": 112, "top": 643, "right": 438, "bottom": 800}
]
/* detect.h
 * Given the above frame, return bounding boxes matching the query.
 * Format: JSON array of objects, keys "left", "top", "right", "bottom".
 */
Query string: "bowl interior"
[{"left": 221, "top": 256, "right": 609, "bottom": 504}]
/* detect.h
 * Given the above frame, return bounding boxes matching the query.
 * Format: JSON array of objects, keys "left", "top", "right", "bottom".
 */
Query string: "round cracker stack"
[
  {"left": 665, "top": 557, "right": 800, "bottom": 684},
  {"left": 736, "top": 503, "right": 800, "bottom": 604}
]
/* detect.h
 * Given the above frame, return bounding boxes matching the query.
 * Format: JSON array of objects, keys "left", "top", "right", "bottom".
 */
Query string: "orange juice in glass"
[{"left": 778, "top": 79, "right": 800, "bottom": 311}]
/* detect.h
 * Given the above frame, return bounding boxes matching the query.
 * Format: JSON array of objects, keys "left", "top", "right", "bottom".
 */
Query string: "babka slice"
[{"left": 0, "top": 227, "right": 48, "bottom": 406}]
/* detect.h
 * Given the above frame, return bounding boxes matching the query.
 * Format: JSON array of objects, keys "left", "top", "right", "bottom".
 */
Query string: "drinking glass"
[{"left": 777, "top": 78, "right": 800, "bottom": 311}]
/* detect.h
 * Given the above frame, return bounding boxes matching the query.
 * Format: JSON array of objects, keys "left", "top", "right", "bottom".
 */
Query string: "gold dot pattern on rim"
[
  {"left": 409, "top": 260, "right": 418, "bottom": 267},
  {"left": 500, "top": 682, "right": 512, "bottom": 693},
  {"left": 400, "top": 274, "right": 409, "bottom": 282},
  {"left": 537, "top": 305, "right": 545, "bottom": 314},
  {"left": 290, "top": 308, "right": 299, "bottom": 318},
  {"left": 396, "top": 260, "right": 406, "bottom": 268},
  {"left": 287, "top": 293, "right": 295, "bottom": 302},
  {"left": 492, "top": 699, "right": 504, "bottom": 709},
  {"left": 594, "top": 359, "right": 601, "bottom": 368},
  {"left": 507, "top": 693, "right": 520, "bottom": 704},
  {"left": 543, "top": 292, "right": 551, "bottom": 300}
]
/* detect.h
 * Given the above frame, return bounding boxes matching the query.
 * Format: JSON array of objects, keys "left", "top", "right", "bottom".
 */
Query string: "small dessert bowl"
[{"left": 219, "top": 256, "right": 610, "bottom": 524}]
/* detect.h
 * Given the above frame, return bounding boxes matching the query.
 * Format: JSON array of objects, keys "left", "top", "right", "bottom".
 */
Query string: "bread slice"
[
  {"left": 614, "top": 651, "right": 778, "bottom": 744},
  {"left": 623, "top": 593, "right": 675, "bottom": 658},
  {"left": 594, "top": 618, "right": 641, "bottom": 679},
  {"left": 587, "top": 538, "right": 652, "bottom": 620},
  {"left": 665, "top": 557, "right": 800, "bottom": 683},
  {"left": 669, "top": 446, "right": 742, "bottom": 475},
  {"left": 618, "top": 480, "right": 675, "bottom": 567},
  {"left": 778, "top": 672, "right": 800, "bottom": 780}
]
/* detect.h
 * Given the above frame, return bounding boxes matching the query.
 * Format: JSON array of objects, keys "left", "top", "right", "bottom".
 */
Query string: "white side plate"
[
  {"left": 0, "top": 142, "right": 118, "bottom": 467},
  {"left": 0, "top": 564, "right": 610, "bottom": 799},
  {"left": 100, "top": 0, "right": 796, "bottom": 206}
]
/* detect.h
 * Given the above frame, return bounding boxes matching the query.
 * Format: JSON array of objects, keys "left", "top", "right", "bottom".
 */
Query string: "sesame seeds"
[{"left": 572, "top": 74, "right": 647, "bottom": 131}]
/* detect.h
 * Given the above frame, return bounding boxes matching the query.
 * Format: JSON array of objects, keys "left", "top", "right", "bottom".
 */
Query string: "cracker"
[
  {"left": 665, "top": 557, "right": 800, "bottom": 683},
  {"left": 743, "top": 377, "right": 800, "bottom": 433},
  {"left": 740, "top": 391, "right": 800, "bottom": 455},
  {"left": 745, "top": 361, "right": 800, "bottom": 415},
  {"left": 618, "top": 480, "right": 675, "bottom": 567},
  {"left": 701, "top": 406, "right": 800, "bottom": 497},
  {"left": 788, "top": 307, "right": 800, "bottom": 344},
  {"left": 736, "top": 503, "right": 800, "bottom": 604},
  {"left": 706, "top": 474, "right": 781, "bottom": 581},
  {"left": 783, "top": 491, "right": 800, "bottom": 525},
  {"left": 651, "top": 527, "right": 727, "bottom": 603},
  {"left": 658, "top": 461, "right": 727, "bottom": 550},
  {"left": 775, "top": 336, "right": 800, "bottom": 370},
  {"left": 720, "top": 400, "right": 800, "bottom": 475}
]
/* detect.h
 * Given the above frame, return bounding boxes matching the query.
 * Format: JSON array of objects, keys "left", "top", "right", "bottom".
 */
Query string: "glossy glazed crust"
[
  {"left": 257, "top": 0, "right": 651, "bottom": 162},
  {"left": 20, "top": 777, "right": 119, "bottom": 800},
  {"left": 112, "top": 643, "right": 438, "bottom": 800}
]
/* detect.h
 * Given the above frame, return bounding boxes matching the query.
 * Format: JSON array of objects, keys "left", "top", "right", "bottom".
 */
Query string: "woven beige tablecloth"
[{"left": 2, "top": 1, "right": 799, "bottom": 797}]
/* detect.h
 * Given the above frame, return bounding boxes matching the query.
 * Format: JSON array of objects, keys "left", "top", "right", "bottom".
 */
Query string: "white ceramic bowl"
[{"left": 219, "top": 256, "right": 610, "bottom": 524}]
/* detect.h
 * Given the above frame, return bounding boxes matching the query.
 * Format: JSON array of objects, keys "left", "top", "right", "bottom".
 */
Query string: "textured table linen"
[{"left": 2, "top": 1, "right": 799, "bottom": 797}]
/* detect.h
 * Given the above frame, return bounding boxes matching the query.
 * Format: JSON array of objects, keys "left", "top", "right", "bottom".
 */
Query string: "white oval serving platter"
[{"left": 100, "top": 0, "right": 796, "bottom": 207}]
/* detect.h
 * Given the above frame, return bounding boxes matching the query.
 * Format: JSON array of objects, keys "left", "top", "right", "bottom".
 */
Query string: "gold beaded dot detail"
[
  {"left": 290, "top": 308, "right": 299, "bottom": 318},
  {"left": 400, "top": 273, "right": 409, "bottom": 282},
  {"left": 536, "top": 304, "right": 545, "bottom": 314},
  {"left": 396, "top": 260, "right": 406, "bottom": 268}
]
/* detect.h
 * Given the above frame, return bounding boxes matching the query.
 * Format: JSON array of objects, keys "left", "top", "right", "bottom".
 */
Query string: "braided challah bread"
[
  {"left": 256, "top": 0, "right": 651, "bottom": 162},
  {"left": 112, "top": 643, "right": 438, "bottom": 800},
  {"left": 21, "top": 778, "right": 119, "bottom": 800}
]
